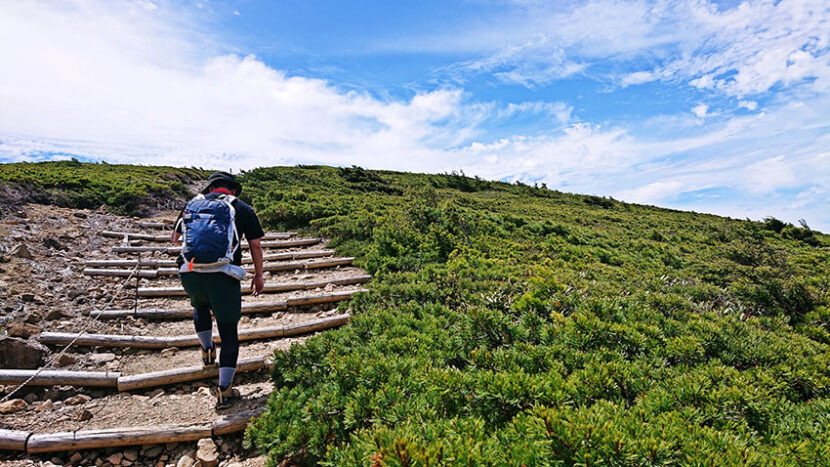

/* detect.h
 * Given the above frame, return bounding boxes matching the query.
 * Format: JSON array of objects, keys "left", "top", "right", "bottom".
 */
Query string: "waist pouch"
[{"left": 179, "top": 262, "right": 247, "bottom": 281}]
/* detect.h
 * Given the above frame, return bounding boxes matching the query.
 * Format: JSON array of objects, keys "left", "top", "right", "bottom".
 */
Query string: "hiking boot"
[
  {"left": 215, "top": 385, "right": 240, "bottom": 410},
  {"left": 201, "top": 345, "right": 216, "bottom": 366}
]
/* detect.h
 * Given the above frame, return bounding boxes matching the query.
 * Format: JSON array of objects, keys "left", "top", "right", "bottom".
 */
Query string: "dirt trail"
[{"left": 0, "top": 204, "right": 368, "bottom": 466}]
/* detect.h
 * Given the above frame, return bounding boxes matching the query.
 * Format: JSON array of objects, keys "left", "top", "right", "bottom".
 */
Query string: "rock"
[
  {"left": 55, "top": 353, "right": 78, "bottom": 367},
  {"left": 34, "top": 399, "right": 54, "bottom": 412},
  {"left": 6, "top": 321, "right": 41, "bottom": 338},
  {"left": 0, "top": 336, "right": 48, "bottom": 369},
  {"left": 43, "top": 237, "right": 68, "bottom": 251},
  {"left": 73, "top": 212, "right": 88, "bottom": 219},
  {"left": 70, "top": 452, "right": 83, "bottom": 463},
  {"left": 20, "top": 292, "right": 36, "bottom": 302},
  {"left": 148, "top": 388, "right": 165, "bottom": 398},
  {"left": 0, "top": 399, "right": 28, "bottom": 414},
  {"left": 45, "top": 309, "right": 69, "bottom": 320},
  {"left": 161, "top": 347, "right": 179, "bottom": 356},
  {"left": 177, "top": 454, "right": 196, "bottom": 467},
  {"left": 24, "top": 392, "right": 38, "bottom": 403},
  {"left": 65, "top": 394, "right": 92, "bottom": 405},
  {"left": 124, "top": 448, "right": 139, "bottom": 461},
  {"left": 24, "top": 311, "right": 43, "bottom": 324},
  {"left": 107, "top": 452, "right": 124, "bottom": 465},
  {"left": 50, "top": 458, "right": 64, "bottom": 465},
  {"left": 78, "top": 409, "right": 94, "bottom": 421},
  {"left": 10, "top": 244, "right": 33, "bottom": 259},
  {"left": 196, "top": 438, "right": 219, "bottom": 467},
  {"left": 90, "top": 353, "right": 117, "bottom": 364},
  {"left": 142, "top": 445, "right": 164, "bottom": 459}
]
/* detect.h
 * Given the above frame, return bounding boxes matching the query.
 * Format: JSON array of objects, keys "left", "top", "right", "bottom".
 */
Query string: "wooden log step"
[
  {"left": 0, "top": 370, "right": 120, "bottom": 387},
  {"left": 102, "top": 230, "right": 296, "bottom": 242},
  {"left": 90, "top": 289, "right": 365, "bottom": 319},
  {"left": 112, "top": 237, "right": 322, "bottom": 254},
  {"left": 84, "top": 249, "right": 335, "bottom": 268},
  {"left": 21, "top": 407, "right": 264, "bottom": 453},
  {"left": 137, "top": 274, "right": 371, "bottom": 297},
  {"left": 116, "top": 356, "right": 268, "bottom": 391},
  {"left": 39, "top": 314, "right": 351, "bottom": 349},
  {"left": 136, "top": 220, "right": 173, "bottom": 229},
  {"left": 212, "top": 407, "right": 265, "bottom": 436},
  {"left": 26, "top": 425, "right": 213, "bottom": 454},
  {"left": 0, "top": 429, "right": 31, "bottom": 451},
  {"left": 83, "top": 257, "right": 355, "bottom": 278},
  {"left": 0, "top": 359, "right": 268, "bottom": 391}
]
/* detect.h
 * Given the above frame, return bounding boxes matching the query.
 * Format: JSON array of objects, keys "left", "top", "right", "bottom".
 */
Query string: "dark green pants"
[{"left": 178, "top": 272, "right": 242, "bottom": 323}]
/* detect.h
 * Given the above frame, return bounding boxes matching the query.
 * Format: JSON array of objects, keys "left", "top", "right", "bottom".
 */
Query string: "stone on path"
[
  {"left": 90, "top": 352, "right": 117, "bottom": 364},
  {"left": 0, "top": 399, "right": 27, "bottom": 414},
  {"left": 176, "top": 454, "right": 196, "bottom": 467},
  {"left": 10, "top": 244, "right": 33, "bottom": 259},
  {"left": 6, "top": 321, "right": 41, "bottom": 338},
  {"left": 0, "top": 336, "right": 48, "bottom": 369},
  {"left": 142, "top": 445, "right": 164, "bottom": 459},
  {"left": 106, "top": 452, "right": 123, "bottom": 465},
  {"left": 124, "top": 448, "right": 139, "bottom": 461},
  {"left": 196, "top": 438, "right": 219, "bottom": 467},
  {"left": 65, "top": 394, "right": 91, "bottom": 405}
]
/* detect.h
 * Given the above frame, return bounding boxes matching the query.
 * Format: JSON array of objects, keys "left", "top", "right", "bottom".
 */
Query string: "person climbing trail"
[{"left": 171, "top": 171, "right": 265, "bottom": 409}]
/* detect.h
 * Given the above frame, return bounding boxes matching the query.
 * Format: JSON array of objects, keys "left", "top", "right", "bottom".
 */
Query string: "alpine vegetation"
[{"left": 242, "top": 166, "right": 830, "bottom": 465}]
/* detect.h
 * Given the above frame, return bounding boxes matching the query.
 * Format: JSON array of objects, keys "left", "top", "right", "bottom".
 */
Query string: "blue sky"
[{"left": 1, "top": 0, "right": 829, "bottom": 230}]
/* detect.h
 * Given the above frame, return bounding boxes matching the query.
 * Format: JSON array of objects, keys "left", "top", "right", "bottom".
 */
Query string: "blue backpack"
[{"left": 176, "top": 194, "right": 239, "bottom": 267}]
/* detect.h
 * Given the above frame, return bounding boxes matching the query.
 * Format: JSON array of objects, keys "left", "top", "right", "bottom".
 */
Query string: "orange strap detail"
[{"left": 188, "top": 257, "right": 195, "bottom": 271}]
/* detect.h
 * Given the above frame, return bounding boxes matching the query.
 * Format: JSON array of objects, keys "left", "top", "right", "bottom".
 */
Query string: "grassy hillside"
[
  {"left": 0, "top": 160, "right": 207, "bottom": 215},
  {"left": 240, "top": 166, "right": 830, "bottom": 465},
  {"left": 4, "top": 162, "right": 829, "bottom": 464}
]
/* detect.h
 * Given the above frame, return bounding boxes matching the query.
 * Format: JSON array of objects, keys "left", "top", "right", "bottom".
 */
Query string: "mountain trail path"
[{"left": 0, "top": 204, "right": 369, "bottom": 466}]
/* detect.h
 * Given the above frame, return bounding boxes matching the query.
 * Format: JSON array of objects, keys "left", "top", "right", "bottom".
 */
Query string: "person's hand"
[
  {"left": 251, "top": 273, "right": 265, "bottom": 296},
  {"left": 170, "top": 231, "right": 181, "bottom": 245}
]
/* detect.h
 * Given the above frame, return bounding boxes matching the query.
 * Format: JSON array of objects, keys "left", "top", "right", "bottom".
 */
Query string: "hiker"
[{"left": 171, "top": 171, "right": 265, "bottom": 409}]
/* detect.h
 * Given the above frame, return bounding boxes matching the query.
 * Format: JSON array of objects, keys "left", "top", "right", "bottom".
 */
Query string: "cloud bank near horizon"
[{"left": 1, "top": 0, "right": 829, "bottom": 231}]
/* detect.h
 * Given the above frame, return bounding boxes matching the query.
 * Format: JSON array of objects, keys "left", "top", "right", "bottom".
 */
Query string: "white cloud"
[
  {"left": 618, "top": 181, "right": 683, "bottom": 204},
  {"left": 738, "top": 100, "right": 757, "bottom": 111},
  {"left": 422, "top": 0, "right": 830, "bottom": 98},
  {"left": 0, "top": 1, "right": 474, "bottom": 172},
  {"left": 691, "top": 104, "right": 709, "bottom": 118},
  {"left": 620, "top": 71, "right": 655, "bottom": 87}
]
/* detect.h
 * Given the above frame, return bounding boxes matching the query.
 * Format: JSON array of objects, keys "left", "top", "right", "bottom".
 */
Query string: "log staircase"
[{"left": 1, "top": 221, "right": 368, "bottom": 455}]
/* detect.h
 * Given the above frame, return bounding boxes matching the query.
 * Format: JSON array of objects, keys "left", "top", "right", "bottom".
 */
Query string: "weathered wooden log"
[
  {"left": 212, "top": 407, "right": 266, "bottom": 436},
  {"left": 84, "top": 249, "right": 335, "bottom": 268},
  {"left": 40, "top": 314, "right": 351, "bottom": 349},
  {"left": 137, "top": 274, "right": 371, "bottom": 297},
  {"left": 102, "top": 230, "right": 296, "bottom": 242},
  {"left": 137, "top": 221, "right": 173, "bottom": 229},
  {"left": 90, "top": 289, "right": 365, "bottom": 320},
  {"left": 82, "top": 268, "right": 160, "bottom": 278},
  {"left": 38, "top": 333, "right": 189, "bottom": 349},
  {"left": 116, "top": 357, "right": 266, "bottom": 391},
  {"left": 26, "top": 425, "right": 212, "bottom": 453},
  {"left": 0, "top": 429, "right": 31, "bottom": 451},
  {"left": 0, "top": 370, "right": 120, "bottom": 387},
  {"left": 285, "top": 289, "right": 364, "bottom": 307},
  {"left": 113, "top": 237, "right": 321, "bottom": 254},
  {"left": 84, "top": 257, "right": 355, "bottom": 278}
]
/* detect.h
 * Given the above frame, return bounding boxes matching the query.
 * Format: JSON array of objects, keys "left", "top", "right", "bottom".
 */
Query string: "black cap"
[{"left": 202, "top": 171, "right": 242, "bottom": 195}]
